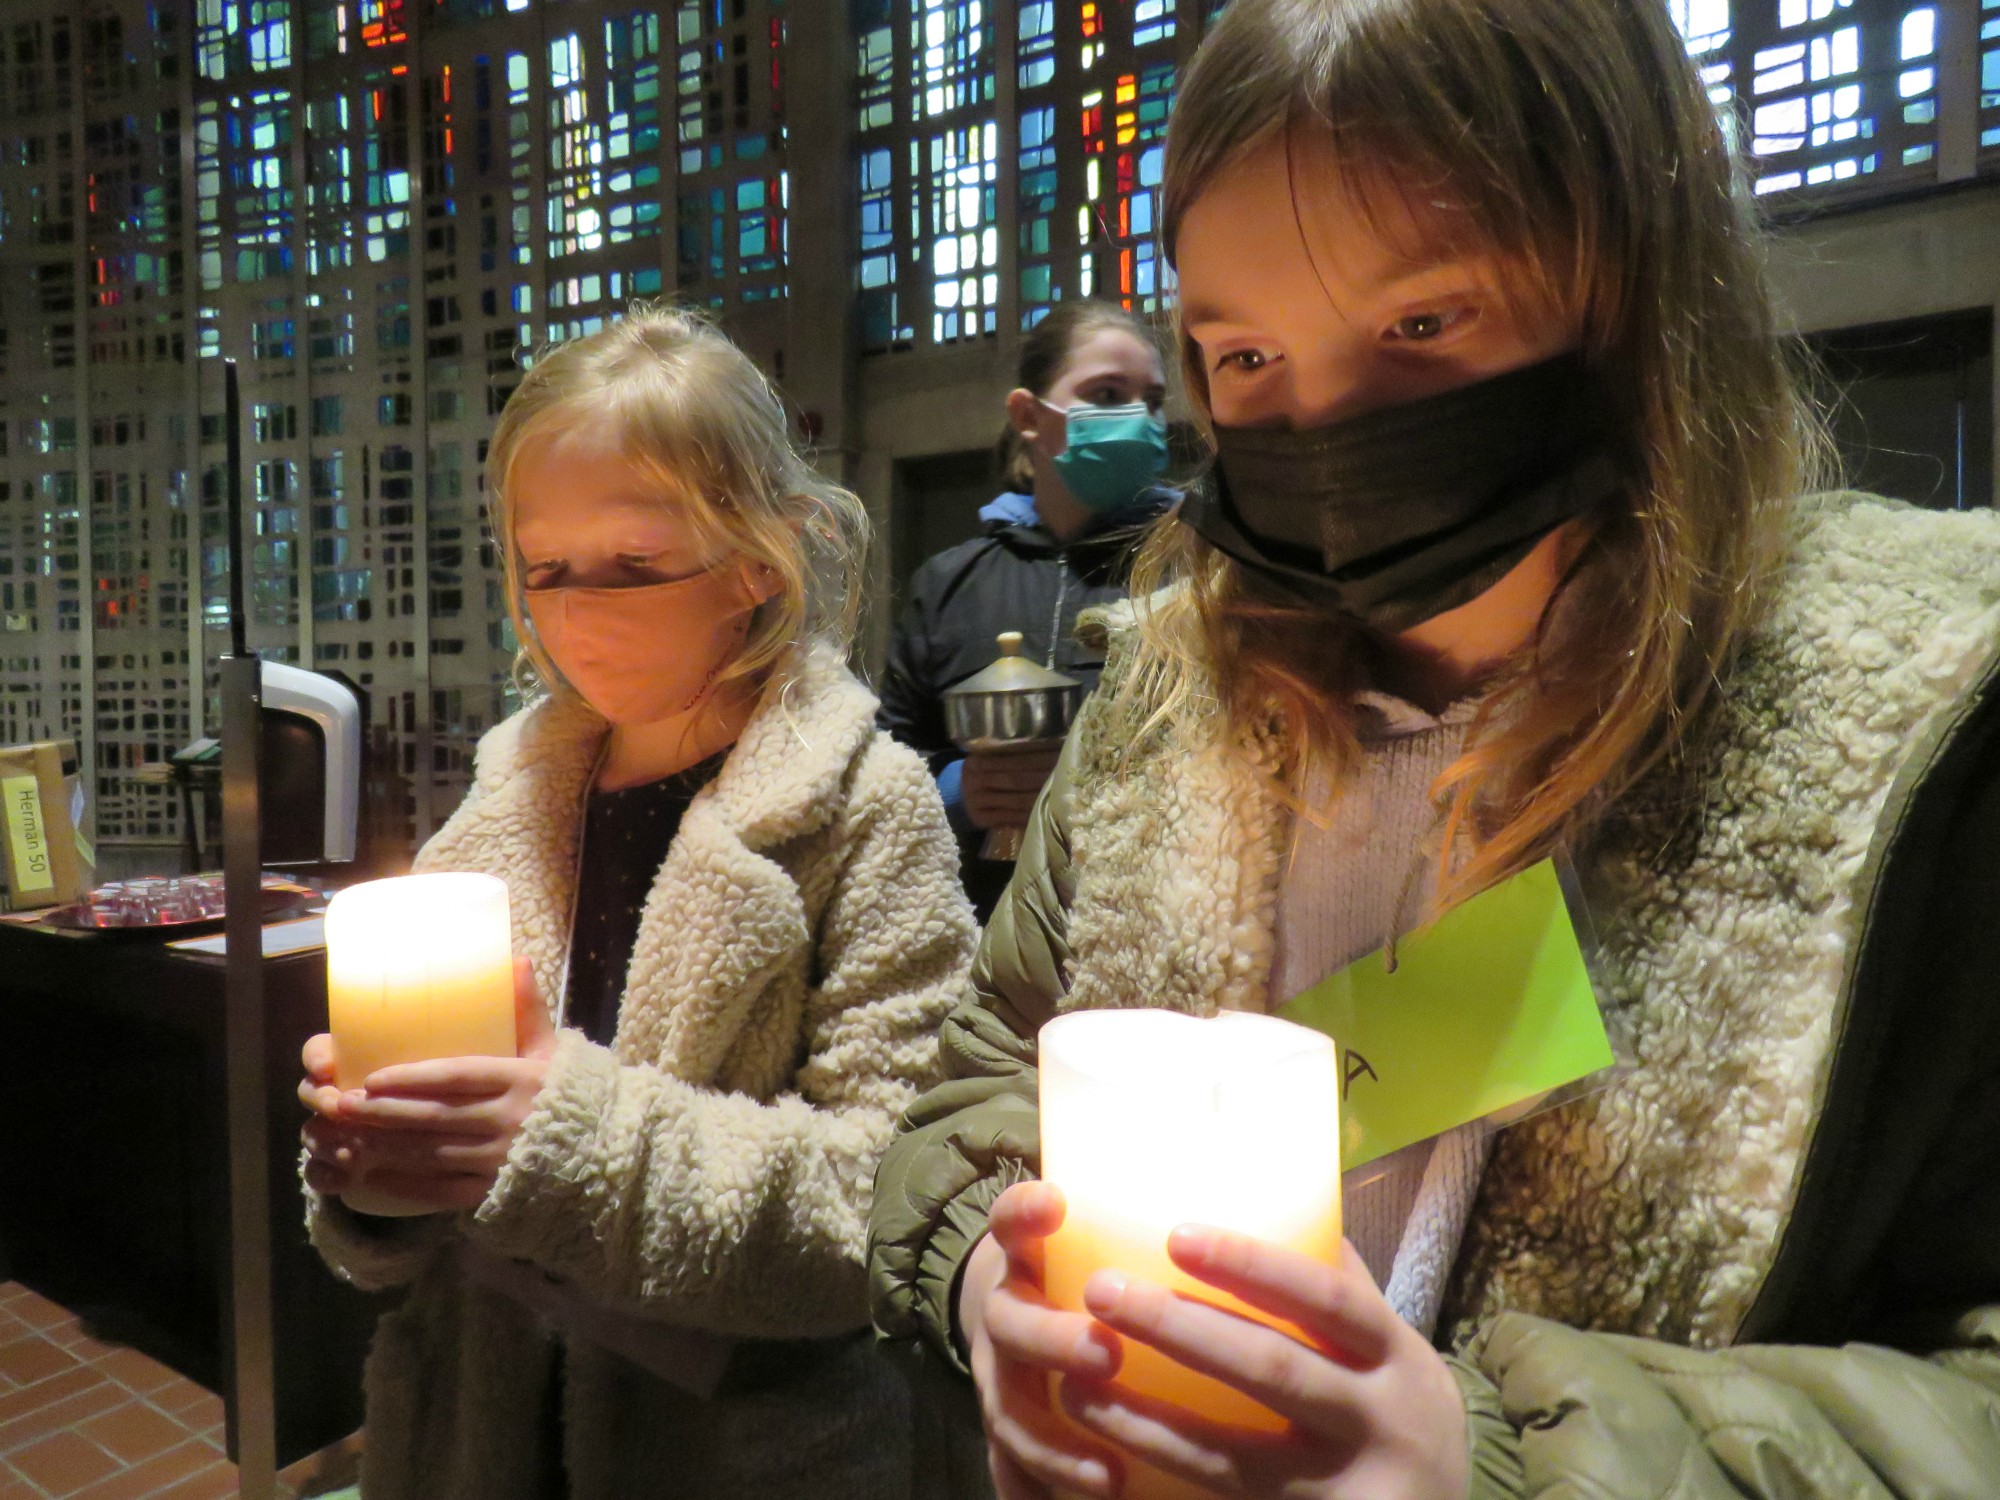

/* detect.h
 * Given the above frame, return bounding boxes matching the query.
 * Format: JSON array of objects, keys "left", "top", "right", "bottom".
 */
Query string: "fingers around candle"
[
  {"left": 1166, "top": 1229, "right": 1396, "bottom": 1370},
  {"left": 990, "top": 1180, "right": 1068, "bottom": 1271},
  {"left": 986, "top": 1282, "right": 1121, "bottom": 1379},
  {"left": 363, "top": 1167, "right": 495, "bottom": 1212},
  {"left": 301, "top": 1032, "right": 337, "bottom": 1084},
  {"left": 1058, "top": 1378, "right": 1304, "bottom": 1497},
  {"left": 297, "top": 1076, "right": 345, "bottom": 1118},
  {"left": 339, "top": 1091, "right": 509, "bottom": 1133},
  {"left": 301, "top": 1154, "right": 353, "bottom": 1196},
  {"left": 987, "top": 1351, "right": 1120, "bottom": 1499},
  {"left": 337, "top": 1129, "right": 507, "bottom": 1175},
  {"left": 302, "top": 1117, "right": 355, "bottom": 1161},
  {"left": 987, "top": 1446, "right": 1060, "bottom": 1500},
  {"left": 1080, "top": 1271, "right": 1374, "bottom": 1436},
  {"left": 513, "top": 957, "right": 557, "bottom": 1059},
  {"left": 359, "top": 1057, "right": 521, "bottom": 1099}
]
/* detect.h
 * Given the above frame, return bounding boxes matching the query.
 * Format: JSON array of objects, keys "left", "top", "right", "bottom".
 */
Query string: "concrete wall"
[
  {"left": 1767, "top": 180, "right": 2000, "bottom": 502},
  {"left": 1768, "top": 183, "right": 2000, "bottom": 338},
  {"left": 853, "top": 341, "right": 1021, "bottom": 669}
]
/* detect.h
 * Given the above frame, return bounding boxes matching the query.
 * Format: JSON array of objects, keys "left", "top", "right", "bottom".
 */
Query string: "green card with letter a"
[{"left": 1277, "top": 858, "right": 1615, "bottom": 1171}]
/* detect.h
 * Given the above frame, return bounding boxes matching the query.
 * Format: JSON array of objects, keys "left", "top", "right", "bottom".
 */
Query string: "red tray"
[{"left": 34, "top": 884, "right": 315, "bottom": 940}]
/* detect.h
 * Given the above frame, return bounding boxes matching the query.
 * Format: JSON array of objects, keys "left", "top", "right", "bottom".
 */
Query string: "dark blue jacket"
[{"left": 877, "top": 487, "right": 1174, "bottom": 919}]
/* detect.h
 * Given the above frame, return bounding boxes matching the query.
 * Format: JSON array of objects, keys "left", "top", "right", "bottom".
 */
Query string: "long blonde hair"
[
  {"left": 484, "top": 305, "right": 869, "bottom": 706},
  {"left": 1123, "top": 0, "right": 1834, "bottom": 906}
]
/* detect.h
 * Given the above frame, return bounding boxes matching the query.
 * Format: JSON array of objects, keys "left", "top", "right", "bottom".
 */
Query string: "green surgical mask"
[{"left": 1047, "top": 400, "right": 1169, "bottom": 514}]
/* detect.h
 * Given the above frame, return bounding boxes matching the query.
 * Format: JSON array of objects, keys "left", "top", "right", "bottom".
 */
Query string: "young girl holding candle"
[
  {"left": 867, "top": 0, "right": 2000, "bottom": 1496},
  {"left": 298, "top": 307, "right": 977, "bottom": 1500}
]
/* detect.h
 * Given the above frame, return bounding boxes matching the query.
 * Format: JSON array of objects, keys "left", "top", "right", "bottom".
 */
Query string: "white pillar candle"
[
  {"left": 324, "top": 872, "right": 518, "bottom": 1217},
  {"left": 1040, "top": 1010, "right": 1343, "bottom": 1499}
]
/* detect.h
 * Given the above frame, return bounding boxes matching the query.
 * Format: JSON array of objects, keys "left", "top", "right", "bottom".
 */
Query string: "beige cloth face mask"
[{"left": 526, "top": 566, "right": 762, "bottom": 726}]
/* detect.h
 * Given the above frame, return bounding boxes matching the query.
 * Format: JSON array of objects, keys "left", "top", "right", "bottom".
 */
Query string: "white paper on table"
[{"left": 169, "top": 914, "right": 326, "bottom": 957}]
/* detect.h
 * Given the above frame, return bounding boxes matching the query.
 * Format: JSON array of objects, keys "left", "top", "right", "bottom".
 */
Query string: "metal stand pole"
[
  {"left": 219, "top": 350, "right": 278, "bottom": 1500},
  {"left": 220, "top": 653, "right": 278, "bottom": 1500}
]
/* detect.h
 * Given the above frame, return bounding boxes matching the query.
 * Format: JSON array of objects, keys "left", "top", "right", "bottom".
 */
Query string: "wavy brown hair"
[
  {"left": 485, "top": 304, "right": 869, "bottom": 708},
  {"left": 1120, "top": 0, "right": 1834, "bottom": 907}
]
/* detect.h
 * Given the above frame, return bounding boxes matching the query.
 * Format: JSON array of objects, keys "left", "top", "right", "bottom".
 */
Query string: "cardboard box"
[{"left": 0, "top": 740, "right": 91, "bottom": 911}]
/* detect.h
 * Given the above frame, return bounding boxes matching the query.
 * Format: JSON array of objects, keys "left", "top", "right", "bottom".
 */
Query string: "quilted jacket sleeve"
[
  {"left": 868, "top": 726, "right": 1084, "bottom": 1370},
  {"left": 459, "top": 734, "right": 977, "bottom": 1339},
  {"left": 1449, "top": 848, "right": 2000, "bottom": 1497},
  {"left": 1448, "top": 657, "right": 2000, "bottom": 1497},
  {"left": 1450, "top": 1305, "right": 2000, "bottom": 1497}
]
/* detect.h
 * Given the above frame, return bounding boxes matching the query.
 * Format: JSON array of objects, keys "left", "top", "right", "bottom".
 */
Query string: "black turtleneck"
[{"left": 563, "top": 746, "right": 731, "bottom": 1047}]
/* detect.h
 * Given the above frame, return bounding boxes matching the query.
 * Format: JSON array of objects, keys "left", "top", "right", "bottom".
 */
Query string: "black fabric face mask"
[{"left": 1177, "top": 353, "right": 1624, "bottom": 634}]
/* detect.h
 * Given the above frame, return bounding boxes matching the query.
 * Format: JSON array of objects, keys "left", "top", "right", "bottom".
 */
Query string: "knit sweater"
[
  {"left": 303, "top": 645, "right": 978, "bottom": 1500},
  {"left": 1270, "top": 692, "right": 1487, "bottom": 1334}
]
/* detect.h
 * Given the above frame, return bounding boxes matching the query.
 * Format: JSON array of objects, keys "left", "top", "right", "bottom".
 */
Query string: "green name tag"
[{"left": 1278, "top": 858, "right": 1614, "bottom": 1172}]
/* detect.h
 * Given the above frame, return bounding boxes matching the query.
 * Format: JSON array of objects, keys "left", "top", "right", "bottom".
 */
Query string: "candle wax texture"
[
  {"left": 324, "top": 872, "right": 518, "bottom": 1216},
  {"left": 1039, "top": 1010, "right": 1342, "bottom": 1496}
]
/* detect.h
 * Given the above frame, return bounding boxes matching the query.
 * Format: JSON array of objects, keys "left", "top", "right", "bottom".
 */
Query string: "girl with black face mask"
[{"left": 868, "top": 1, "right": 2000, "bottom": 1497}]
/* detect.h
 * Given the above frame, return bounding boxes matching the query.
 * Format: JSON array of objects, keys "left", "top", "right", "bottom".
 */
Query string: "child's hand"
[
  {"left": 959, "top": 1181, "right": 1125, "bottom": 1499},
  {"left": 1062, "top": 1229, "right": 1471, "bottom": 1499},
  {"left": 300, "top": 958, "right": 557, "bottom": 1212}
]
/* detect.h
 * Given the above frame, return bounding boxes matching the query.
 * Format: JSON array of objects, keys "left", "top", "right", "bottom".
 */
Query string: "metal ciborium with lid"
[{"left": 943, "top": 631, "right": 1083, "bottom": 862}]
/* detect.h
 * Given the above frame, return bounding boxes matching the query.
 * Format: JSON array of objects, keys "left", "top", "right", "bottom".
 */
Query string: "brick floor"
[{"left": 0, "top": 1284, "right": 360, "bottom": 1500}]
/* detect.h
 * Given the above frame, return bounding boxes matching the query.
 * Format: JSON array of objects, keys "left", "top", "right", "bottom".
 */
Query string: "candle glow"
[
  {"left": 1039, "top": 1010, "right": 1343, "bottom": 1499},
  {"left": 324, "top": 872, "right": 518, "bottom": 1216}
]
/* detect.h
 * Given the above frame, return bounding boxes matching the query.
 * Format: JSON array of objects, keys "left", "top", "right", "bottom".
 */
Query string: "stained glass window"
[
  {"left": 919, "top": 2, "right": 1000, "bottom": 342},
  {"left": 926, "top": 125, "right": 1001, "bottom": 341},
  {"left": 1017, "top": 1, "right": 1178, "bottom": 329},
  {"left": 1020, "top": 1, "right": 1057, "bottom": 87},
  {"left": 860, "top": 0, "right": 1993, "bottom": 360},
  {"left": 673, "top": 1, "right": 788, "bottom": 310},
  {"left": 546, "top": 16, "right": 668, "bottom": 298},
  {"left": 1664, "top": 1, "right": 1966, "bottom": 197},
  {"left": 855, "top": 0, "right": 998, "bottom": 350},
  {"left": 859, "top": 1, "right": 1188, "bottom": 349},
  {"left": 1979, "top": 0, "right": 2000, "bottom": 156},
  {"left": 1091, "top": 60, "right": 1174, "bottom": 310}
]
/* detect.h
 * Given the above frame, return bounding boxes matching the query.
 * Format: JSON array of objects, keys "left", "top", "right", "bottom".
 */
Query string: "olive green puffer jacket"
[{"left": 868, "top": 494, "right": 2000, "bottom": 1498}]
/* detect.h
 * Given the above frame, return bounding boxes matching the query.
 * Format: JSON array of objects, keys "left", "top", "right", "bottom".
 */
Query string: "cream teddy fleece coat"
[
  {"left": 305, "top": 645, "right": 976, "bottom": 1500},
  {"left": 1045, "top": 493, "right": 2000, "bottom": 1350}
]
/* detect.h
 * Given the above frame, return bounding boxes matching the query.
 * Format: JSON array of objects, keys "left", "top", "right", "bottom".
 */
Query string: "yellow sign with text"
[{"left": 3, "top": 773, "right": 54, "bottom": 895}]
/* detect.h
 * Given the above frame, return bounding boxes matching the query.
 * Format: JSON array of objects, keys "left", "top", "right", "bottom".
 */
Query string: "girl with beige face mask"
[{"left": 296, "top": 308, "right": 976, "bottom": 1500}]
